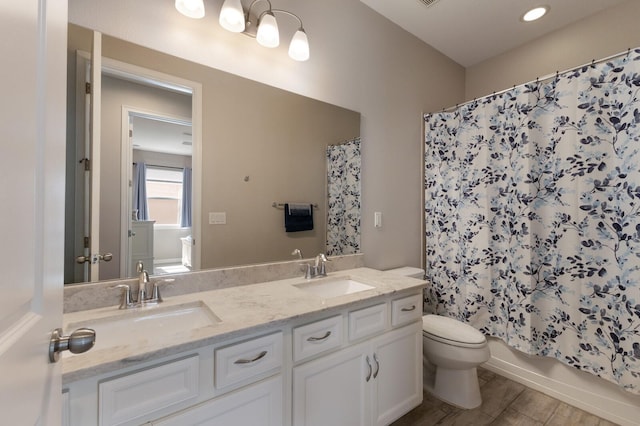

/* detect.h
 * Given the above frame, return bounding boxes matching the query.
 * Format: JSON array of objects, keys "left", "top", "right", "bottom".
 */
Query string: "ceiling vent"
[{"left": 417, "top": 0, "right": 440, "bottom": 7}]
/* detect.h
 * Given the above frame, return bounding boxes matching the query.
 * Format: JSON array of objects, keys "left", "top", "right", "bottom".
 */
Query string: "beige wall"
[
  {"left": 465, "top": 1, "right": 640, "bottom": 101},
  {"left": 68, "top": 0, "right": 465, "bottom": 272}
]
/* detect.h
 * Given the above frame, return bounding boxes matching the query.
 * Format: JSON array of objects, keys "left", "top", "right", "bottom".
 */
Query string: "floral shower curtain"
[
  {"left": 424, "top": 49, "right": 640, "bottom": 393},
  {"left": 326, "top": 137, "right": 361, "bottom": 256}
]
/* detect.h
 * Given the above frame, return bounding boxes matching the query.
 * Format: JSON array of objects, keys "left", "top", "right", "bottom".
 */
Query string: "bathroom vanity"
[{"left": 62, "top": 268, "right": 425, "bottom": 426}]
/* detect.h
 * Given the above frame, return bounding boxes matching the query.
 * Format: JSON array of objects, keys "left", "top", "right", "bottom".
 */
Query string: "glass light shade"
[
  {"left": 288, "top": 29, "right": 309, "bottom": 61},
  {"left": 219, "top": 0, "right": 246, "bottom": 33},
  {"left": 256, "top": 12, "right": 279, "bottom": 48},
  {"left": 522, "top": 6, "right": 548, "bottom": 22},
  {"left": 175, "top": 0, "right": 205, "bottom": 19}
]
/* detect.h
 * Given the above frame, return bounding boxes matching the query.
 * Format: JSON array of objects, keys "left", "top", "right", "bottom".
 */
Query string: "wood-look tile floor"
[{"left": 391, "top": 369, "right": 619, "bottom": 426}]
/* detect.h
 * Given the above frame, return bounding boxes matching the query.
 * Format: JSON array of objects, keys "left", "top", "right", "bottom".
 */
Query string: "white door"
[
  {"left": 0, "top": 0, "right": 67, "bottom": 424},
  {"left": 154, "top": 375, "right": 283, "bottom": 425},
  {"left": 292, "top": 341, "right": 371, "bottom": 426},
  {"left": 372, "top": 323, "right": 423, "bottom": 426}
]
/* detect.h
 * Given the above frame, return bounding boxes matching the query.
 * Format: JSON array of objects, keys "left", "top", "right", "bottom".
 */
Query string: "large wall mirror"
[{"left": 65, "top": 24, "right": 361, "bottom": 284}]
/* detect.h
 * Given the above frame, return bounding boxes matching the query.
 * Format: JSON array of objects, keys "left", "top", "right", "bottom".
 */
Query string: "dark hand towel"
[{"left": 285, "top": 203, "right": 313, "bottom": 232}]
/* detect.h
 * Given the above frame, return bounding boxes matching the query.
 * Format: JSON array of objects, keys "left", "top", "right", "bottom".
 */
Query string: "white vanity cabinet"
[
  {"left": 64, "top": 331, "right": 285, "bottom": 426},
  {"left": 131, "top": 220, "right": 154, "bottom": 274},
  {"left": 292, "top": 295, "right": 423, "bottom": 426},
  {"left": 151, "top": 375, "right": 283, "bottom": 425},
  {"left": 63, "top": 289, "right": 424, "bottom": 426},
  {"left": 292, "top": 323, "right": 422, "bottom": 426}
]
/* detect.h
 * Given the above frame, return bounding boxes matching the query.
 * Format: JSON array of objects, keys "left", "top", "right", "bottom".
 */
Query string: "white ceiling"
[
  {"left": 359, "top": 0, "right": 629, "bottom": 67},
  {"left": 132, "top": 115, "right": 192, "bottom": 157}
]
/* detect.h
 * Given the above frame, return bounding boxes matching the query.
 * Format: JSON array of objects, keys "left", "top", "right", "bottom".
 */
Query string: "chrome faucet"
[
  {"left": 112, "top": 261, "right": 165, "bottom": 309},
  {"left": 137, "top": 261, "right": 149, "bottom": 303},
  {"left": 303, "top": 253, "right": 330, "bottom": 279}
]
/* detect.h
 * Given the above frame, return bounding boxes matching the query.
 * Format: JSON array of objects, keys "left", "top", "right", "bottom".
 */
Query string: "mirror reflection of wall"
[{"left": 65, "top": 24, "right": 361, "bottom": 284}]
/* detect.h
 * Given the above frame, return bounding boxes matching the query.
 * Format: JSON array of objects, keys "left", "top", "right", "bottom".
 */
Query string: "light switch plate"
[
  {"left": 374, "top": 212, "right": 382, "bottom": 228},
  {"left": 209, "top": 212, "right": 227, "bottom": 225}
]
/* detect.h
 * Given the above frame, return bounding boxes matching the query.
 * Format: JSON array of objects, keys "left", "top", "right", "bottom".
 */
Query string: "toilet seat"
[{"left": 422, "top": 315, "right": 486, "bottom": 349}]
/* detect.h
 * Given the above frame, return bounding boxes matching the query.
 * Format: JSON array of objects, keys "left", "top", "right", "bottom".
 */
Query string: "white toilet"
[{"left": 386, "top": 267, "right": 490, "bottom": 409}]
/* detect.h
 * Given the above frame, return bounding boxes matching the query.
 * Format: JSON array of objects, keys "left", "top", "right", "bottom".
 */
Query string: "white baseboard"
[{"left": 484, "top": 338, "right": 640, "bottom": 426}]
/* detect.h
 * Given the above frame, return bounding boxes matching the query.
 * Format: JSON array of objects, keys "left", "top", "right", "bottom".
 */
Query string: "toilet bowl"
[
  {"left": 422, "top": 314, "right": 489, "bottom": 409},
  {"left": 384, "top": 267, "right": 490, "bottom": 410}
]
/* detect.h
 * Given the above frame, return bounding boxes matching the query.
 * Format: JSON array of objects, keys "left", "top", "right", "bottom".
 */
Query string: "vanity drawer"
[
  {"left": 391, "top": 294, "right": 422, "bottom": 326},
  {"left": 348, "top": 303, "right": 387, "bottom": 342},
  {"left": 215, "top": 331, "right": 283, "bottom": 389},
  {"left": 293, "top": 315, "right": 343, "bottom": 362},
  {"left": 98, "top": 355, "right": 199, "bottom": 426}
]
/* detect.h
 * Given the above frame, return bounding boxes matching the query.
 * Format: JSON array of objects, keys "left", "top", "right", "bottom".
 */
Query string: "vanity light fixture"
[
  {"left": 177, "top": 0, "right": 310, "bottom": 61},
  {"left": 521, "top": 5, "right": 549, "bottom": 22}
]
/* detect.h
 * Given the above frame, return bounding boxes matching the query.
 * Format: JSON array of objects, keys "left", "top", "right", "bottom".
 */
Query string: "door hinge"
[
  {"left": 79, "top": 158, "right": 90, "bottom": 171},
  {"left": 129, "top": 129, "right": 133, "bottom": 137},
  {"left": 84, "top": 236, "right": 90, "bottom": 249},
  {"left": 85, "top": 82, "right": 91, "bottom": 94}
]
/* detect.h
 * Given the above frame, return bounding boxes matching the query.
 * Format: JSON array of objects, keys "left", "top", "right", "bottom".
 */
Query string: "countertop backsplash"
[{"left": 64, "top": 254, "right": 365, "bottom": 313}]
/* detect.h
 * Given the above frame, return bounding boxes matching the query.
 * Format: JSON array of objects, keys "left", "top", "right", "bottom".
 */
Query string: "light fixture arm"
[
  {"left": 271, "top": 9, "right": 305, "bottom": 31},
  {"left": 246, "top": 0, "right": 272, "bottom": 22}
]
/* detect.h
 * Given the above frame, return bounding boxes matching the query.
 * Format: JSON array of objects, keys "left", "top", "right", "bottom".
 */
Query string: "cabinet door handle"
[
  {"left": 373, "top": 353, "right": 380, "bottom": 379},
  {"left": 365, "top": 355, "right": 372, "bottom": 382},
  {"left": 401, "top": 305, "right": 416, "bottom": 312},
  {"left": 234, "top": 350, "right": 268, "bottom": 365},
  {"left": 307, "top": 331, "right": 331, "bottom": 342}
]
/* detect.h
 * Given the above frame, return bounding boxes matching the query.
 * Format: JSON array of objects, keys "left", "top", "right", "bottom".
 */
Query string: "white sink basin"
[
  {"left": 64, "top": 301, "right": 220, "bottom": 355},
  {"left": 294, "top": 277, "right": 375, "bottom": 299}
]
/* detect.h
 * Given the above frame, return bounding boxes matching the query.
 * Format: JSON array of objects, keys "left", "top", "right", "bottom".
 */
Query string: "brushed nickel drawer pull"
[
  {"left": 373, "top": 353, "right": 380, "bottom": 379},
  {"left": 307, "top": 331, "right": 332, "bottom": 342},
  {"left": 234, "top": 350, "right": 268, "bottom": 364},
  {"left": 365, "top": 356, "right": 372, "bottom": 382},
  {"left": 401, "top": 305, "right": 416, "bottom": 312}
]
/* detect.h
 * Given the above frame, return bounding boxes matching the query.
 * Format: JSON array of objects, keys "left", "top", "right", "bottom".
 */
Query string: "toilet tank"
[{"left": 385, "top": 266, "right": 425, "bottom": 279}]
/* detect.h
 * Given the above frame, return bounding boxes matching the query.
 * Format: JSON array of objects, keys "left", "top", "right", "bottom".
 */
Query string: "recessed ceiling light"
[{"left": 522, "top": 6, "right": 549, "bottom": 22}]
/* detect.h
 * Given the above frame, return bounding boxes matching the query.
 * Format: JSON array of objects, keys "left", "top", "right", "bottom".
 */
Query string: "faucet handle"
[
  {"left": 150, "top": 278, "right": 174, "bottom": 303},
  {"left": 111, "top": 284, "right": 133, "bottom": 309},
  {"left": 315, "top": 253, "right": 330, "bottom": 276},
  {"left": 302, "top": 263, "right": 316, "bottom": 279}
]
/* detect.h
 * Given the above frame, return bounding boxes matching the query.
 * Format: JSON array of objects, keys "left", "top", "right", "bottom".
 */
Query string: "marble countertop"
[{"left": 62, "top": 267, "right": 426, "bottom": 384}]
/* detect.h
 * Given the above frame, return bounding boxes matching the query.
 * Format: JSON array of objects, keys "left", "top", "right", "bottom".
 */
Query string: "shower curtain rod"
[{"left": 429, "top": 46, "right": 635, "bottom": 116}]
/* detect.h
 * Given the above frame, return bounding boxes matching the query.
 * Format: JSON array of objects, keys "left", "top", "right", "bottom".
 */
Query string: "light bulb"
[
  {"left": 219, "top": 0, "right": 246, "bottom": 33},
  {"left": 256, "top": 12, "right": 279, "bottom": 48},
  {"left": 522, "top": 6, "right": 549, "bottom": 22},
  {"left": 288, "top": 29, "right": 309, "bottom": 61},
  {"left": 175, "top": 0, "right": 205, "bottom": 19}
]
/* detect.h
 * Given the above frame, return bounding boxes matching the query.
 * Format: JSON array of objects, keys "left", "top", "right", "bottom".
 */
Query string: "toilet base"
[{"left": 424, "top": 366, "right": 482, "bottom": 409}]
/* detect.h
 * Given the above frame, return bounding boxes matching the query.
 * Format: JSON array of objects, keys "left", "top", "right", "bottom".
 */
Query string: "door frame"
[{"left": 73, "top": 53, "right": 202, "bottom": 278}]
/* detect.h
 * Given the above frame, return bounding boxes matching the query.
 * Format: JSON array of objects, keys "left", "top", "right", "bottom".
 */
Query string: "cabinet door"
[
  {"left": 293, "top": 341, "right": 371, "bottom": 426},
  {"left": 372, "top": 322, "right": 423, "bottom": 426},
  {"left": 153, "top": 375, "right": 282, "bottom": 426}
]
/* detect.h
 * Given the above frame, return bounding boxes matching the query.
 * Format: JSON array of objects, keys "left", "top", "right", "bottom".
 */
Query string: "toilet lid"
[{"left": 422, "top": 315, "right": 486, "bottom": 347}]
